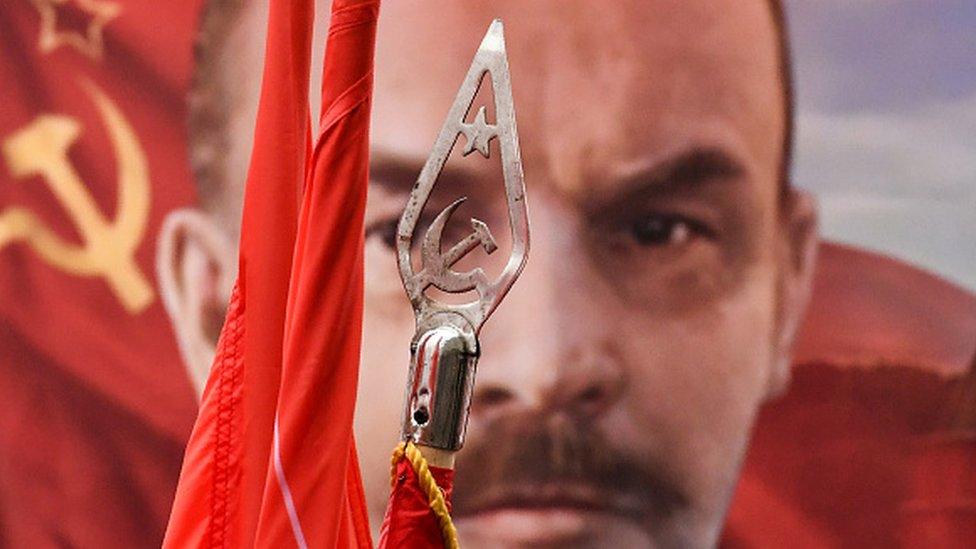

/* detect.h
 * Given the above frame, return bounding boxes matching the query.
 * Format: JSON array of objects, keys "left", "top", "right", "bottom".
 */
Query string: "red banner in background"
[
  {"left": 0, "top": 1, "right": 200, "bottom": 546},
  {"left": 725, "top": 243, "right": 976, "bottom": 548}
]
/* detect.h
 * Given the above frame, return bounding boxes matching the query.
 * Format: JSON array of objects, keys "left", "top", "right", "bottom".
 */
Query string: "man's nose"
[{"left": 471, "top": 200, "right": 625, "bottom": 422}]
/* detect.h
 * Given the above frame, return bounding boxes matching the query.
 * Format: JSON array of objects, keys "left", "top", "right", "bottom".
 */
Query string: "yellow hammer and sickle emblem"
[{"left": 0, "top": 80, "right": 153, "bottom": 313}]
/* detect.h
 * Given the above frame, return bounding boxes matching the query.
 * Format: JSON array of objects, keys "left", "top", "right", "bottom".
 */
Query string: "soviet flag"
[{"left": 0, "top": 1, "right": 201, "bottom": 546}]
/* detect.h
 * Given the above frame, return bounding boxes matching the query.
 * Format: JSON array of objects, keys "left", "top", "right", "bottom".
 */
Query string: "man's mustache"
[{"left": 452, "top": 411, "right": 690, "bottom": 523}]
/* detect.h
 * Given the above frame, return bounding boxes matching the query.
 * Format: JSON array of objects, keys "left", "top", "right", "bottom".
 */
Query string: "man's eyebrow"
[
  {"left": 604, "top": 146, "right": 747, "bottom": 205},
  {"left": 368, "top": 153, "right": 422, "bottom": 193},
  {"left": 369, "top": 152, "right": 476, "bottom": 196}
]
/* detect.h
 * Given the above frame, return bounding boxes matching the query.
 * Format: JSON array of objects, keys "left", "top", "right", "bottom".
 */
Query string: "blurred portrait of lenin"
[{"left": 157, "top": 0, "right": 975, "bottom": 547}]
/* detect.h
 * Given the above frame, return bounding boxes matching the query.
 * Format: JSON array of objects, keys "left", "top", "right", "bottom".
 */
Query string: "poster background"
[{"left": 789, "top": 0, "right": 976, "bottom": 291}]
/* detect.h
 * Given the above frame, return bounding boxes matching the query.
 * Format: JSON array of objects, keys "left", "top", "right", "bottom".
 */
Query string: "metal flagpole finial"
[{"left": 397, "top": 19, "right": 529, "bottom": 451}]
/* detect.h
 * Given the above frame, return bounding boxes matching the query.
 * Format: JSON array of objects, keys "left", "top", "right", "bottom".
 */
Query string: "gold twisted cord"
[{"left": 390, "top": 442, "right": 460, "bottom": 549}]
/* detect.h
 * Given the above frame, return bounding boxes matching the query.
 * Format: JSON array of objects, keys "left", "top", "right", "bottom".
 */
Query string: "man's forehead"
[
  {"left": 371, "top": 0, "right": 784, "bottom": 198},
  {"left": 373, "top": 0, "right": 779, "bottom": 76}
]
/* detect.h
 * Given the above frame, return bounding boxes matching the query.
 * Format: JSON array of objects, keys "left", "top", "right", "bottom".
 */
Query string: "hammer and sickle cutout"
[
  {"left": 397, "top": 20, "right": 529, "bottom": 333},
  {"left": 0, "top": 80, "right": 153, "bottom": 313}
]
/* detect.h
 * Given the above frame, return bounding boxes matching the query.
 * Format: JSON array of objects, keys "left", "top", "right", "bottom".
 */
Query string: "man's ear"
[
  {"left": 156, "top": 208, "right": 236, "bottom": 398},
  {"left": 768, "top": 189, "right": 819, "bottom": 398}
]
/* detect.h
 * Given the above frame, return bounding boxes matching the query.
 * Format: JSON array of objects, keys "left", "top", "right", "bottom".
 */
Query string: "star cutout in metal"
[
  {"left": 459, "top": 106, "right": 497, "bottom": 158},
  {"left": 30, "top": 0, "right": 121, "bottom": 60}
]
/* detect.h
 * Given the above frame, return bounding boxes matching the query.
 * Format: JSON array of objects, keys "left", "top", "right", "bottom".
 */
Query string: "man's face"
[{"left": 164, "top": 0, "right": 817, "bottom": 547}]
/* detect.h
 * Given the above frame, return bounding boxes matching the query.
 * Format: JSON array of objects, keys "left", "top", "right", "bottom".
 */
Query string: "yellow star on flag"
[{"left": 31, "top": 0, "right": 121, "bottom": 60}]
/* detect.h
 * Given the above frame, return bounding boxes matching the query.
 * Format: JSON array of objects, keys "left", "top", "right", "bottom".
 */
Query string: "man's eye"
[
  {"left": 366, "top": 214, "right": 468, "bottom": 251},
  {"left": 629, "top": 214, "right": 709, "bottom": 247},
  {"left": 366, "top": 217, "right": 399, "bottom": 249}
]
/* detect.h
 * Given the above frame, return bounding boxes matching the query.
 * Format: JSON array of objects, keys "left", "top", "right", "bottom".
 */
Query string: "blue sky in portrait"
[{"left": 786, "top": 0, "right": 976, "bottom": 291}]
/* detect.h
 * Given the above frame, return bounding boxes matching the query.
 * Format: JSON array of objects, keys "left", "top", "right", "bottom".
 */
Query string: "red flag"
[
  {"left": 0, "top": 1, "right": 201, "bottom": 545},
  {"left": 163, "top": 0, "right": 380, "bottom": 546},
  {"left": 163, "top": 0, "right": 454, "bottom": 544},
  {"left": 253, "top": 0, "right": 379, "bottom": 545},
  {"left": 380, "top": 459, "right": 457, "bottom": 548},
  {"left": 163, "top": 0, "right": 311, "bottom": 544},
  {"left": 723, "top": 243, "right": 976, "bottom": 547}
]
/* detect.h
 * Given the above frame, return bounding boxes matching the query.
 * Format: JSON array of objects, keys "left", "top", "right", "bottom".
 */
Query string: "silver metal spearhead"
[{"left": 396, "top": 19, "right": 529, "bottom": 452}]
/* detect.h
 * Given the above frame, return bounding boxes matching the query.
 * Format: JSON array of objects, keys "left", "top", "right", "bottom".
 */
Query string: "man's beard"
[{"left": 451, "top": 410, "right": 691, "bottom": 541}]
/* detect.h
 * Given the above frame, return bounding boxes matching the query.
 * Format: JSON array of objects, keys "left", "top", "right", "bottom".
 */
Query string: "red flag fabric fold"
[
  {"left": 254, "top": 0, "right": 378, "bottom": 546},
  {"left": 379, "top": 461, "right": 455, "bottom": 548},
  {"left": 166, "top": 0, "right": 458, "bottom": 545},
  {"left": 163, "top": 0, "right": 318, "bottom": 545}
]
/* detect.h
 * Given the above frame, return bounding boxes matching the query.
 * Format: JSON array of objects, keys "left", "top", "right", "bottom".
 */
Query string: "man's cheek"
[
  {"left": 357, "top": 244, "right": 419, "bottom": 522},
  {"left": 355, "top": 318, "right": 406, "bottom": 521},
  {"left": 363, "top": 241, "right": 412, "bottom": 316},
  {"left": 613, "top": 282, "right": 776, "bottom": 500}
]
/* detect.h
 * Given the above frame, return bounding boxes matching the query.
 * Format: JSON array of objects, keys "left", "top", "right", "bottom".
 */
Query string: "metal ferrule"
[{"left": 401, "top": 325, "right": 479, "bottom": 451}]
